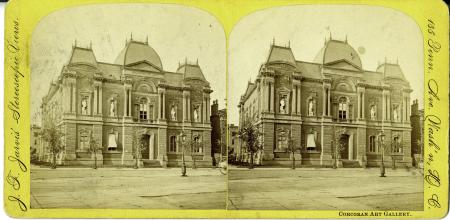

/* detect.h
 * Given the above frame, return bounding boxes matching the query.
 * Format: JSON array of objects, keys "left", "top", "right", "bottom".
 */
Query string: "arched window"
[
  {"left": 139, "top": 98, "right": 148, "bottom": 120},
  {"left": 338, "top": 97, "right": 348, "bottom": 119},
  {"left": 369, "top": 136, "right": 376, "bottom": 152},
  {"left": 169, "top": 136, "right": 177, "bottom": 152}
]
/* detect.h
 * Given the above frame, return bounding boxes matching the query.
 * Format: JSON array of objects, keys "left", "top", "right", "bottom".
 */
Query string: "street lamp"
[
  {"left": 378, "top": 130, "right": 386, "bottom": 177},
  {"left": 179, "top": 131, "right": 187, "bottom": 177}
]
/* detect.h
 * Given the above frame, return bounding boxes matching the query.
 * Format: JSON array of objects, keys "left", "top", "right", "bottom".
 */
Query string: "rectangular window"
[
  {"left": 306, "top": 133, "right": 316, "bottom": 150},
  {"left": 369, "top": 136, "right": 376, "bottom": 152},
  {"left": 79, "top": 133, "right": 89, "bottom": 151},
  {"left": 169, "top": 136, "right": 177, "bottom": 152},
  {"left": 140, "top": 103, "right": 147, "bottom": 120}
]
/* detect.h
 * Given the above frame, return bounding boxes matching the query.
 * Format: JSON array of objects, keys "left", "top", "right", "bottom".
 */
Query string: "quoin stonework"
[
  {"left": 238, "top": 37, "right": 413, "bottom": 167},
  {"left": 40, "top": 37, "right": 213, "bottom": 167}
]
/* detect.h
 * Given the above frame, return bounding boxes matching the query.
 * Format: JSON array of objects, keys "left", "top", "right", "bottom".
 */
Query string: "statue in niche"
[
  {"left": 370, "top": 105, "right": 376, "bottom": 120},
  {"left": 171, "top": 106, "right": 177, "bottom": 120},
  {"left": 193, "top": 107, "right": 199, "bottom": 122},
  {"left": 308, "top": 99, "right": 315, "bottom": 116},
  {"left": 110, "top": 100, "right": 116, "bottom": 116},
  {"left": 393, "top": 106, "right": 399, "bottom": 121},
  {"left": 81, "top": 98, "right": 88, "bottom": 115},
  {"left": 279, "top": 96, "right": 287, "bottom": 113}
]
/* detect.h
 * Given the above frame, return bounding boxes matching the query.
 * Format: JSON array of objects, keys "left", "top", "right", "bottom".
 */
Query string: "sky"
[
  {"left": 30, "top": 4, "right": 226, "bottom": 124},
  {"left": 228, "top": 5, "right": 424, "bottom": 125}
]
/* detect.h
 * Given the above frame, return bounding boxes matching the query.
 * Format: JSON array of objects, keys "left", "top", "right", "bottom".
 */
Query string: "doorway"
[
  {"left": 141, "top": 134, "right": 150, "bottom": 159},
  {"left": 339, "top": 134, "right": 349, "bottom": 159}
]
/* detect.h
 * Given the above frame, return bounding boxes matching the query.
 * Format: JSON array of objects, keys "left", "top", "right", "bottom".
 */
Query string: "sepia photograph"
[
  {"left": 29, "top": 4, "right": 227, "bottom": 209},
  {"left": 227, "top": 5, "right": 424, "bottom": 210}
]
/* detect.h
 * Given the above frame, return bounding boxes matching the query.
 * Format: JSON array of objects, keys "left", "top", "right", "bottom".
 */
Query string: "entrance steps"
[
  {"left": 342, "top": 160, "right": 361, "bottom": 168},
  {"left": 142, "top": 159, "right": 162, "bottom": 168}
]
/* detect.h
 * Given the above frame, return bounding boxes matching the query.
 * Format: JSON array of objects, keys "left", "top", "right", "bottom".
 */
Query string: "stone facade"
[
  {"left": 238, "top": 38, "right": 413, "bottom": 168},
  {"left": 41, "top": 38, "right": 213, "bottom": 167}
]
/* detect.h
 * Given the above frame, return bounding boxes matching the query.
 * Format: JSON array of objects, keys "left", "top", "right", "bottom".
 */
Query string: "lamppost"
[
  {"left": 378, "top": 130, "right": 386, "bottom": 177},
  {"left": 179, "top": 131, "right": 187, "bottom": 177}
]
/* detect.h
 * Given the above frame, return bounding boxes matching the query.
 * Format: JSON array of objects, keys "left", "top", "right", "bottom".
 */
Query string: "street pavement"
[
  {"left": 31, "top": 166, "right": 226, "bottom": 209},
  {"left": 228, "top": 167, "right": 423, "bottom": 210}
]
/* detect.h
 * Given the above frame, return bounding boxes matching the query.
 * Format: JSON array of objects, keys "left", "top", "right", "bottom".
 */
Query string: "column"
[
  {"left": 362, "top": 90, "right": 365, "bottom": 119},
  {"left": 158, "top": 90, "right": 162, "bottom": 119},
  {"left": 262, "top": 81, "right": 267, "bottom": 112},
  {"left": 357, "top": 90, "right": 361, "bottom": 119},
  {"left": 123, "top": 88, "right": 128, "bottom": 117},
  {"left": 291, "top": 87, "right": 296, "bottom": 115},
  {"left": 93, "top": 85, "right": 98, "bottom": 115},
  {"left": 322, "top": 88, "right": 326, "bottom": 116},
  {"left": 327, "top": 88, "right": 331, "bottom": 116},
  {"left": 205, "top": 96, "right": 210, "bottom": 122},
  {"left": 99, "top": 86, "right": 102, "bottom": 115},
  {"left": 387, "top": 91, "right": 391, "bottom": 120},
  {"left": 182, "top": 91, "right": 186, "bottom": 122},
  {"left": 269, "top": 82, "right": 274, "bottom": 113},
  {"left": 382, "top": 91, "right": 386, "bottom": 121},
  {"left": 162, "top": 90, "right": 166, "bottom": 119},
  {"left": 187, "top": 92, "right": 191, "bottom": 121},
  {"left": 128, "top": 89, "right": 132, "bottom": 117},
  {"left": 71, "top": 82, "right": 76, "bottom": 113},
  {"left": 297, "top": 85, "right": 301, "bottom": 115}
]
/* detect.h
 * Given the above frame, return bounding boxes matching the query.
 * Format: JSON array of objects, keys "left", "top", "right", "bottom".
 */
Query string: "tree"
[
  {"left": 240, "top": 123, "right": 260, "bottom": 169},
  {"left": 89, "top": 132, "right": 99, "bottom": 169},
  {"left": 332, "top": 126, "right": 346, "bottom": 169},
  {"left": 40, "top": 103, "right": 65, "bottom": 169},
  {"left": 287, "top": 131, "right": 300, "bottom": 169},
  {"left": 132, "top": 129, "right": 146, "bottom": 169},
  {"left": 186, "top": 137, "right": 202, "bottom": 169}
]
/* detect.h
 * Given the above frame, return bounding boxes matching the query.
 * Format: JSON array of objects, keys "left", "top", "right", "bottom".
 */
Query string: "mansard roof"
[
  {"left": 266, "top": 44, "right": 296, "bottom": 66},
  {"left": 68, "top": 46, "right": 98, "bottom": 66},
  {"left": 295, "top": 61, "right": 324, "bottom": 79},
  {"left": 314, "top": 39, "right": 362, "bottom": 70},
  {"left": 376, "top": 62, "right": 407, "bottom": 80},
  {"left": 176, "top": 61, "right": 207, "bottom": 82},
  {"left": 115, "top": 40, "right": 163, "bottom": 71}
]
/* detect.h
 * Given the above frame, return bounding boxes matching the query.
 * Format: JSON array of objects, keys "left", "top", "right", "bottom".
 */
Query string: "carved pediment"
[
  {"left": 126, "top": 61, "right": 161, "bottom": 72},
  {"left": 325, "top": 59, "right": 361, "bottom": 71}
]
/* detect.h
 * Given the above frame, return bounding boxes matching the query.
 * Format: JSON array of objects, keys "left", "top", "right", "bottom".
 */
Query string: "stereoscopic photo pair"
[{"left": 4, "top": 0, "right": 449, "bottom": 219}]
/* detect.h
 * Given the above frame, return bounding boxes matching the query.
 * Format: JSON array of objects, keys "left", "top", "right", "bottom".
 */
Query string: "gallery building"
[
  {"left": 40, "top": 38, "right": 213, "bottom": 167},
  {"left": 238, "top": 38, "right": 413, "bottom": 167}
]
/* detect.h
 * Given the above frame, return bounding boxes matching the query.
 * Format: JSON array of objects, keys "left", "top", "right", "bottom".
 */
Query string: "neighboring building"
[
  {"left": 30, "top": 125, "right": 43, "bottom": 161},
  {"left": 219, "top": 108, "right": 227, "bottom": 155},
  {"left": 238, "top": 38, "right": 413, "bottom": 167},
  {"left": 41, "top": 38, "right": 213, "bottom": 167},
  {"left": 211, "top": 100, "right": 220, "bottom": 162},
  {"left": 210, "top": 101, "right": 227, "bottom": 163},
  {"left": 227, "top": 124, "right": 239, "bottom": 155},
  {"left": 410, "top": 99, "right": 423, "bottom": 166}
]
